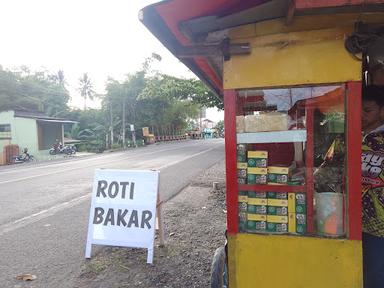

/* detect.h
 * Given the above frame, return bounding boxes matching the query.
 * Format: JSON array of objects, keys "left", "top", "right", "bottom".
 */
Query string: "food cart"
[{"left": 141, "top": 1, "right": 384, "bottom": 287}]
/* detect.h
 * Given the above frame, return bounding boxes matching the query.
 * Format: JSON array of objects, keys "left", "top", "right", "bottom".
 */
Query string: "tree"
[
  {"left": 78, "top": 73, "right": 95, "bottom": 110},
  {"left": 0, "top": 66, "right": 70, "bottom": 115}
]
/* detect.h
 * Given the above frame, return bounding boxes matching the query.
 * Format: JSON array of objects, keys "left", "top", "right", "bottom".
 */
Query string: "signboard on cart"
[{"left": 85, "top": 169, "right": 160, "bottom": 263}]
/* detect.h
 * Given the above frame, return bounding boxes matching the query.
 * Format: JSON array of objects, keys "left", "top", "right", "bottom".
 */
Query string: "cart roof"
[{"left": 140, "top": 0, "right": 384, "bottom": 99}]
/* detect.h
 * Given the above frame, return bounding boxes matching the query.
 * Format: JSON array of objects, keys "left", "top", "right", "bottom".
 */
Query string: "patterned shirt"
[{"left": 362, "top": 131, "right": 384, "bottom": 237}]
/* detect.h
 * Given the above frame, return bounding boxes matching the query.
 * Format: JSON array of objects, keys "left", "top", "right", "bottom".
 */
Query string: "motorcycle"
[
  {"left": 13, "top": 148, "right": 35, "bottom": 164},
  {"left": 49, "top": 144, "right": 77, "bottom": 155}
]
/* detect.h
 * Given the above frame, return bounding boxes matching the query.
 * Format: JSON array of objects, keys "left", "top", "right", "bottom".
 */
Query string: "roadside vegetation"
[{"left": 0, "top": 55, "right": 223, "bottom": 152}]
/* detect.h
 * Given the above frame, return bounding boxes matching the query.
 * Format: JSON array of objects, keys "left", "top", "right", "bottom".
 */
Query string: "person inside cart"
[{"left": 361, "top": 85, "right": 384, "bottom": 288}]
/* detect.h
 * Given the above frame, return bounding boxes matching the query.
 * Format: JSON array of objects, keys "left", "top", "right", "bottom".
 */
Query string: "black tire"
[
  {"left": 49, "top": 149, "right": 56, "bottom": 155},
  {"left": 210, "top": 246, "right": 228, "bottom": 288}
]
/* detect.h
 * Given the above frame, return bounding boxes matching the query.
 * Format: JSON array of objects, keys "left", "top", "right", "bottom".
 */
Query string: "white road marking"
[
  {"left": 0, "top": 194, "right": 90, "bottom": 236},
  {"left": 0, "top": 145, "right": 217, "bottom": 184},
  {"left": 0, "top": 142, "right": 205, "bottom": 176}
]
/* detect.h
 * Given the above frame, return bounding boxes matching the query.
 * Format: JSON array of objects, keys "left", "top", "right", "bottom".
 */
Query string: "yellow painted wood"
[
  {"left": 227, "top": 234, "right": 362, "bottom": 288},
  {"left": 224, "top": 26, "right": 361, "bottom": 89}
]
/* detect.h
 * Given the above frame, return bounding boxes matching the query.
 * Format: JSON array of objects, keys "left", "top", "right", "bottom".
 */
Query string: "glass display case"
[{"left": 234, "top": 85, "right": 349, "bottom": 237}]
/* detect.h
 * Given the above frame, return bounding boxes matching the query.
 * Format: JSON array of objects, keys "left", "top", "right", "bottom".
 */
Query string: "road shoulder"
[{"left": 75, "top": 160, "right": 227, "bottom": 288}]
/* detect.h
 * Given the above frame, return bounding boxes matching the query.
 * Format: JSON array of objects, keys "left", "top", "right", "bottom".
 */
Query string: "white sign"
[
  {"left": 85, "top": 169, "right": 159, "bottom": 263},
  {"left": 130, "top": 124, "right": 135, "bottom": 131}
]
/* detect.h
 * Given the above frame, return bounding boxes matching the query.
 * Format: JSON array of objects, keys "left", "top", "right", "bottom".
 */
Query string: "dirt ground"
[{"left": 75, "top": 160, "right": 227, "bottom": 288}]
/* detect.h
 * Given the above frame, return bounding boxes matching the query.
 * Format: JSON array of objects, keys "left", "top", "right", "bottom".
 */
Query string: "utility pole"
[
  {"left": 110, "top": 100, "right": 114, "bottom": 149},
  {"left": 122, "top": 100, "right": 126, "bottom": 148}
]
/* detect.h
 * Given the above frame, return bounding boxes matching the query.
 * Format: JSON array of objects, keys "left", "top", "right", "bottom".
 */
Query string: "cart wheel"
[{"left": 210, "top": 246, "right": 228, "bottom": 288}]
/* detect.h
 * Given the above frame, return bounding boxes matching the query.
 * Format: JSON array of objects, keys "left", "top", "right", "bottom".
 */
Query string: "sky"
[{"left": 0, "top": 0, "right": 223, "bottom": 122}]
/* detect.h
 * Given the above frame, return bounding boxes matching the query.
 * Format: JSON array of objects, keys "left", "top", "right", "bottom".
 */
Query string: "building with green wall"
[{"left": 0, "top": 110, "right": 75, "bottom": 164}]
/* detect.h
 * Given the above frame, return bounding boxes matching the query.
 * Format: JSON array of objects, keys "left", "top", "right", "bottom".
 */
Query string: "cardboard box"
[
  {"left": 247, "top": 151, "right": 268, "bottom": 168},
  {"left": 236, "top": 116, "right": 245, "bottom": 133},
  {"left": 288, "top": 193, "right": 306, "bottom": 213}
]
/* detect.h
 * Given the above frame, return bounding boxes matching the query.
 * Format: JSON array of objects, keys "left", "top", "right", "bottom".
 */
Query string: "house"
[
  {"left": 202, "top": 119, "right": 216, "bottom": 129},
  {"left": 0, "top": 110, "right": 75, "bottom": 164}
]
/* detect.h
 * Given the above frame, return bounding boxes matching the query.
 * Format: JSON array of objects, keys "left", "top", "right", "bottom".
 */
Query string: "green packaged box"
[
  {"left": 237, "top": 155, "right": 247, "bottom": 162},
  {"left": 248, "top": 191, "right": 267, "bottom": 198},
  {"left": 288, "top": 213, "right": 307, "bottom": 235},
  {"left": 247, "top": 151, "right": 268, "bottom": 168},
  {"left": 238, "top": 191, "right": 248, "bottom": 213},
  {"left": 237, "top": 169, "right": 247, "bottom": 179},
  {"left": 247, "top": 214, "right": 267, "bottom": 232},
  {"left": 247, "top": 220, "right": 267, "bottom": 232},
  {"left": 288, "top": 193, "right": 306, "bottom": 213},
  {"left": 247, "top": 174, "right": 267, "bottom": 184},
  {"left": 267, "top": 166, "right": 292, "bottom": 185},
  {"left": 268, "top": 173, "right": 289, "bottom": 184},
  {"left": 267, "top": 206, "right": 288, "bottom": 216},
  {"left": 247, "top": 168, "right": 268, "bottom": 184},
  {"left": 238, "top": 201, "right": 248, "bottom": 213},
  {"left": 248, "top": 204, "right": 267, "bottom": 215},
  {"left": 266, "top": 222, "right": 288, "bottom": 233},
  {"left": 237, "top": 144, "right": 247, "bottom": 156},
  {"left": 267, "top": 192, "right": 288, "bottom": 199},
  {"left": 238, "top": 212, "right": 247, "bottom": 232}
]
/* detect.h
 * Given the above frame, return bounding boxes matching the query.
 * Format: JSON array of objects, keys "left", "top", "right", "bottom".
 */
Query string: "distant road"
[{"left": 0, "top": 139, "right": 224, "bottom": 287}]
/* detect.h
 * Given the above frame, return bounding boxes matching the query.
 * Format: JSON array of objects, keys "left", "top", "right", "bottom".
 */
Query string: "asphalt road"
[{"left": 0, "top": 139, "right": 224, "bottom": 287}]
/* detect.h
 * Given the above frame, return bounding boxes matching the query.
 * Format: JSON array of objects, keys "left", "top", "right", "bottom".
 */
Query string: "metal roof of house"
[
  {"left": 140, "top": 0, "right": 384, "bottom": 99},
  {"left": 13, "top": 110, "right": 77, "bottom": 124}
]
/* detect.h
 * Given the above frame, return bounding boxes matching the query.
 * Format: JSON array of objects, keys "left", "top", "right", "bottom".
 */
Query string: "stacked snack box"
[
  {"left": 288, "top": 193, "right": 307, "bottom": 234},
  {"left": 236, "top": 145, "right": 307, "bottom": 235},
  {"left": 267, "top": 192, "right": 288, "bottom": 233},
  {"left": 247, "top": 151, "right": 268, "bottom": 168},
  {"left": 247, "top": 150, "right": 268, "bottom": 184},
  {"left": 267, "top": 166, "right": 291, "bottom": 185},
  {"left": 237, "top": 144, "right": 247, "bottom": 184},
  {"left": 246, "top": 192, "right": 267, "bottom": 232},
  {"left": 247, "top": 168, "right": 268, "bottom": 184},
  {"left": 238, "top": 190, "right": 248, "bottom": 232}
]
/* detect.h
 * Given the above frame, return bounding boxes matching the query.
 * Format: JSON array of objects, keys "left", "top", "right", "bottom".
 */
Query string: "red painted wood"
[
  {"left": 194, "top": 57, "right": 223, "bottom": 92},
  {"left": 305, "top": 107, "right": 315, "bottom": 234},
  {"left": 224, "top": 89, "right": 238, "bottom": 235},
  {"left": 155, "top": 0, "right": 266, "bottom": 45},
  {"left": 239, "top": 184, "right": 306, "bottom": 192},
  {"left": 346, "top": 81, "right": 362, "bottom": 240}
]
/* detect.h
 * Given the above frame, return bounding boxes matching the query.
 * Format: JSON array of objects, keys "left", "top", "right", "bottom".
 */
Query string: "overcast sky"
[{"left": 0, "top": 0, "right": 225, "bottom": 120}]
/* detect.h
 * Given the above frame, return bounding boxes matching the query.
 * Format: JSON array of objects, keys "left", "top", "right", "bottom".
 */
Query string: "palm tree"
[{"left": 78, "top": 73, "right": 95, "bottom": 110}]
